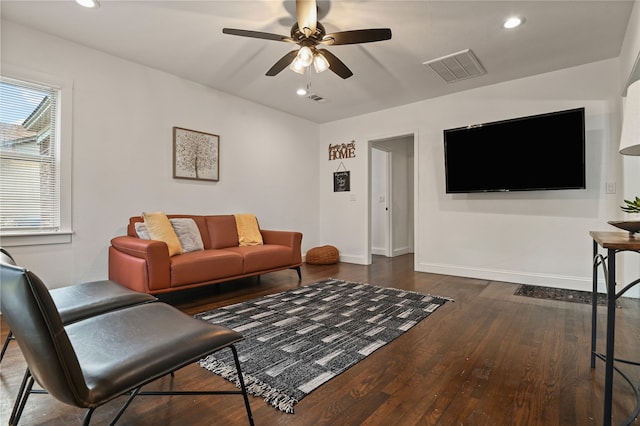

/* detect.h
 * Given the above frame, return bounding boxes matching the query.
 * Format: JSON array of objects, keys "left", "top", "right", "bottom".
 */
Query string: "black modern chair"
[
  {"left": 1, "top": 259, "right": 254, "bottom": 425},
  {"left": 0, "top": 248, "right": 159, "bottom": 425},
  {"left": 0, "top": 248, "right": 157, "bottom": 362}
]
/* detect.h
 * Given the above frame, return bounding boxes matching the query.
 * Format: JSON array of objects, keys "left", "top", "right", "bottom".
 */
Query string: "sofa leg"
[{"left": 294, "top": 266, "right": 301, "bottom": 280}]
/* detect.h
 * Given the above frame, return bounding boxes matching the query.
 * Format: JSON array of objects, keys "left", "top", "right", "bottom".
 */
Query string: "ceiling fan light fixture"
[
  {"left": 313, "top": 52, "right": 330, "bottom": 73},
  {"left": 297, "top": 46, "right": 315, "bottom": 67},
  {"left": 289, "top": 59, "right": 307, "bottom": 74}
]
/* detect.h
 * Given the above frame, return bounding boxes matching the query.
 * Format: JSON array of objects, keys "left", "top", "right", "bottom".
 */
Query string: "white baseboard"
[
  {"left": 393, "top": 247, "right": 413, "bottom": 257},
  {"left": 371, "top": 247, "right": 413, "bottom": 257},
  {"left": 417, "top": 262, "right": 638, "bottom": 298},
  {"left": 416, "top": 261, "right": 600, "bottom": 292},
  {"left": 304, "top": 257, "right": 639, "bottom": 298},
  {"left": 337, "top": 254, "right": 369, "bottom": 265}
]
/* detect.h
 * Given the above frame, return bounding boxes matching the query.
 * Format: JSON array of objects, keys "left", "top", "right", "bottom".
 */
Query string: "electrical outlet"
[{"left": 606, "top": 182, "right": 616, "bottom": 194}]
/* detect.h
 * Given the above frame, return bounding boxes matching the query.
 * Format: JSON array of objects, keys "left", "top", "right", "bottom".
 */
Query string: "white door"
[{"left": 369, "top": 136, "right": 414, "bottom": 258}]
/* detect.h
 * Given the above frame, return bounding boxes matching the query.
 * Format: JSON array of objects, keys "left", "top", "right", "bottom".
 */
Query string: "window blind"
[{"left": 0, "top": 77, "right": 60, "bottom": 233}]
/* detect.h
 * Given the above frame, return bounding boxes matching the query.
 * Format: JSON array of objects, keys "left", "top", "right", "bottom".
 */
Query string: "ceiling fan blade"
[
  {"left": 322, "top": 28, "right": 392, "bottom": 45},
  {"left": 296, "top": 0, "right": 317, "bottom": 37},
  {"left": 223, "top": 28, "right": 294, "bottom": 43},
  {"left": 317, "top": 49, "right": 353, "bottom": 79},
  {"left": 266, "top": 50, "right": 299, "bottom": 76}
]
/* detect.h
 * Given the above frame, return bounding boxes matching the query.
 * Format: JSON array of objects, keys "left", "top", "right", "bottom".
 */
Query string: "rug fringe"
[{"left": 199, "top": 355, "right": 299, "bottom": 414}]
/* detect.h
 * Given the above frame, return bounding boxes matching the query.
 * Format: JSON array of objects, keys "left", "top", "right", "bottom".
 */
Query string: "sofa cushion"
[
  {"left": 142, "top": 212, "right": 183, "bottom": 257},
  {"left": 134, "top": 222, "right": 151, "bottom": 239},
  {"left": 135, "top": 219, "right": 204, "bottom": 253},
  {"left": 205, "top": 216, "right": 240, "bottom": 249},
  {"left": 169, "top": 218, "right": 205, "bottom": 253},
  {"left": 170, "top": 250, "right": 243, "bottom": 287},
  {"left": 226, "top": 245, "right": 293, "bottom": 274}
]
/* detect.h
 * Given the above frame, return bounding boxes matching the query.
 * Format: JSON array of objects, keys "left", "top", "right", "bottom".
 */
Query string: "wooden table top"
[{"left": 590, "top": 231, "right": 640, "bottom": 250}]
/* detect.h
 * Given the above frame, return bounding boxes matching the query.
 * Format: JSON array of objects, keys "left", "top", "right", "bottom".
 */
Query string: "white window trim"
[{"left": 0, "top": 65, "right": 73, "bottom": 246}]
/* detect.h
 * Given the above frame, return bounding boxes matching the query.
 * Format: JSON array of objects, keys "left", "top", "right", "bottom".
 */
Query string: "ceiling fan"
[{"left": 222, "top": 0, "right": 392, "bottom": 79}]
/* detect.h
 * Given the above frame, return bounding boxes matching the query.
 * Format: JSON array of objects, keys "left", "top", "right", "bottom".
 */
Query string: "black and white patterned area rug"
[{"left": 196, "top": 278, "right": 452, "bottom": 413}]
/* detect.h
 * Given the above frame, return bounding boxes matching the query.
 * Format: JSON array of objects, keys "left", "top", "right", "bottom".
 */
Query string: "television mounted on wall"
[{"left": 443, "top": 107, "right": 586, "bottom": 193}]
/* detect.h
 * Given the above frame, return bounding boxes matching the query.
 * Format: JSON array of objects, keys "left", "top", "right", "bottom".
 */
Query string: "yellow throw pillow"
[
  {"left": 142, "top": 211, "right": 183, "bottom": 256},
  {"left": 234, "top": 213, "right": 263, "bottom": 247}
]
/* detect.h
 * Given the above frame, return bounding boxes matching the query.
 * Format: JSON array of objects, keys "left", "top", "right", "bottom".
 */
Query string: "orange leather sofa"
[{"left": 108, "top": 214, "right": 302, "bottom": 295}]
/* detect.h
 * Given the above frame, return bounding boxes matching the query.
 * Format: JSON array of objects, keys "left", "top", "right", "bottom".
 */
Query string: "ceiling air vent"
[
  {"left": 307, "top": 93, "right": 329, "bottom": 103},
  {"left": 423, "top": 49, "right": 486, "bottom": 83}
]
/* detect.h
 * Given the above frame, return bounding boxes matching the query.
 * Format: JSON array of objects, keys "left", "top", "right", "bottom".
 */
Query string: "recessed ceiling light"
[
  {"left": 76, "top": 0, "right": 100, "bottom": 8},
  {"left": 296, "top": 88, "right": 307, "bottom": 96},
  {"left": 503, "top": 16, "right": 524, "bottom": 29}
]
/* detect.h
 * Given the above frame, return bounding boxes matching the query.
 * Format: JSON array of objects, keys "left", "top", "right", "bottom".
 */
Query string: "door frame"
[{"left": 367, "top": 131, "right": 417, "bottom": 264}]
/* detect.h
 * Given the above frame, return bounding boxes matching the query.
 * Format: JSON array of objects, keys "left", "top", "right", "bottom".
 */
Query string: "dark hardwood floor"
[{"left": 1, "top": 254, "right": 639, "bottom": 425}]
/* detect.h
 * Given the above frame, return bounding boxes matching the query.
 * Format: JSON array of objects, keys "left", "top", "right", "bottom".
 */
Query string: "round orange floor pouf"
[{"left": 306, "top": 245, "right": 339, "bottom": 265}]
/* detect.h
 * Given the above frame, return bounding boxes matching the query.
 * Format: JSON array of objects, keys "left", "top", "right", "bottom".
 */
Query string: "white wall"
[
  {"left": 319, "top": 58, "right": 625, "bottom": 293},
  {"left": 620, "top": 1, "right": 640, "bottom": 87},
  {"left": 1, "top": 21, "right": 320, "bottom": 288},
  {"left": 619, "top": 1, "right": 640, "bottom": 297}
]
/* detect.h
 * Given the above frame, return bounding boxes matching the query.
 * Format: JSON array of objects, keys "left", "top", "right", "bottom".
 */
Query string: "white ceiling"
[{"left": 1, "top": 1, "right": 634, "bottom": 123}]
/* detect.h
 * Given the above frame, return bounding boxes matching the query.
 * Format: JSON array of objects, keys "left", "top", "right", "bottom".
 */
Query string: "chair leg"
[
  {"left": 9, "top": 369, "right": 34, "bottom": 426},
  {"left": 83, "top": 408, "right": 96, "bottom": 426},
  {"left": 7, "top": 352, "right": 252, "bottom": 426},
  {"left": 109, "top": 386, "right": 142, "bottom": 425},
  {"left": 230, "top": 345, "right": 254, "bottom": 426},
  {"left": 1, "top": 330, "right": 14, "bottom": 362}
]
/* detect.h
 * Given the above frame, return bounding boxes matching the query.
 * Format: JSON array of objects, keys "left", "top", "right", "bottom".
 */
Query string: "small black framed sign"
[{"left": 333, "top": 171, "right": 350, "bottom": 192}]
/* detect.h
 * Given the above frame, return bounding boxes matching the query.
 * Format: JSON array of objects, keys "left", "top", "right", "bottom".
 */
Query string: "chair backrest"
[
  {"left": 0, "top": 247, "right": 16, "bottom": 264},
  {"left": 0, "top": 258, "right": 88, "bottom": 407}
]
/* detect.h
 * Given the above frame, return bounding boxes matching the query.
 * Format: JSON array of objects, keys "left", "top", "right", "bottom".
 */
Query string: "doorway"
[{"left": 369, "top": 135, "right": 415, "bottom": 260}]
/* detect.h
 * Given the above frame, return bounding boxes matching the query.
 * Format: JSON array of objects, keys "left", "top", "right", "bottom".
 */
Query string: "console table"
[{"left": 590, "top": 231, "right": 640, "bottom": 426}]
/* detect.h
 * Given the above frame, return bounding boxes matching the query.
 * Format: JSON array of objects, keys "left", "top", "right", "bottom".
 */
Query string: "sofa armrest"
[
  {"left": 109, "top": 236, "right": 171, "bottom": 293},
  {"left": 261, "top": 230, "right": 303, "bottom": 265}
]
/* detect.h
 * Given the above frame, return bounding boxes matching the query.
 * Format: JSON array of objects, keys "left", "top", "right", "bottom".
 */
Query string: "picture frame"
[
  {"left": 173, "top": 127, "right": 219, "bottom": 181},
  {"left": 333, "top": 171, "right": 350, "bottom": 192}
]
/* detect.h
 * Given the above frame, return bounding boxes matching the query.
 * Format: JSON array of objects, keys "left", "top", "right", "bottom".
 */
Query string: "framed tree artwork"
[{"left": 173, "top": 127, "right": 219, "bottom": 181}]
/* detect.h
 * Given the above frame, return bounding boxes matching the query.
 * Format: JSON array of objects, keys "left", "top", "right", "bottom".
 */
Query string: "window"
[{"left": 0, "top": 72, "right": 72, "bottom": 245}]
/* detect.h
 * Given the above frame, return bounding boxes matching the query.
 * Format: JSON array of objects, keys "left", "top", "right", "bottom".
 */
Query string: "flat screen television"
[{"left": 443, "top": 107, "right": 586, "bottom": 193}]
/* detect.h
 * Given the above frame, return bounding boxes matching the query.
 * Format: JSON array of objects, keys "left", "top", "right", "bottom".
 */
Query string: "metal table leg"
[
  {"left": 591, "top": 240, "right": 598, "bottom": 369},
  {"left": 603, "top": 247, "right": 616, "bottom": 426},
  {"left": 590, "top": 231, "right": 640, "bottom": 426}
]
